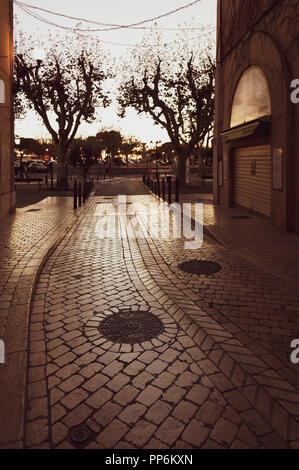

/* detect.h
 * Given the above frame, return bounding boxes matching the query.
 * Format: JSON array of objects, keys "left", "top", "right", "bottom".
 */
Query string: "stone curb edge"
[
  {"left": 143, "top": 182, "right": 297, "bottom": 287},
  {"left": 18, "top": 195, "right": 94, "bottom": 448}
]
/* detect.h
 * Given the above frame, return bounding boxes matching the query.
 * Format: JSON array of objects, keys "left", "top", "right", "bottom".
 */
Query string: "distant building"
[
  {"left": 214, "top": 0, "right": 299, "bottom": 232},
  {"left": 0, "top": 0, "right": 15, "bottom": 218}
]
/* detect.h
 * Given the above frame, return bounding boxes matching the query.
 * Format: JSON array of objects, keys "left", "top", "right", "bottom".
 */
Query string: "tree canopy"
[
  {"left": 118, "top": 31, "right": 215, "bottom": 182},
  {"left": 14, "top": 32, "right": 111, "bottom": 168}
]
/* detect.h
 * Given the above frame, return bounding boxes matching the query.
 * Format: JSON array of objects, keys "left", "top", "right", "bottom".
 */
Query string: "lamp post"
[
  {"left": 155, "top": 140, "right": 161, "bottom": 178},
  {"left": 15, "top": 49, "right": 45, "bottom": 94}
]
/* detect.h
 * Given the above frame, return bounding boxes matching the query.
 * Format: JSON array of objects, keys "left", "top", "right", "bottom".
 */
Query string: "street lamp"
[
  {"left": 16, "top": 48, "right": 45, "bottom": 77},
  {"left": 33, "top": 49, "right": 46, "bottom": 67},
  {"left": 155, "top": 140, "right": 161, "bottom": 178}
]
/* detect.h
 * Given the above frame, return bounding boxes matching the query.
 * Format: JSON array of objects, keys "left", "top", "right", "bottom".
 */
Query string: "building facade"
[
  {"left": 0, "top": 0, "right": 15, "bottom": 219},
  {"left": 214, "top": 0, "right": 299, "bottom": 232}
]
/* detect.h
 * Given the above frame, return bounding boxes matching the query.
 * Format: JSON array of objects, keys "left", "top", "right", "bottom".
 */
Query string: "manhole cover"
[
  {"left": 99, "top": 309, "right": 164, "bottom": 344},
  {"left": 231, "top": 216, "right": 252, "bottom": 220},
  {"left": 179, "top": 260, "right": 222, "bottom": 276},
  {"left": 68, "top": 425, "right": 96, "bottom": 449}
]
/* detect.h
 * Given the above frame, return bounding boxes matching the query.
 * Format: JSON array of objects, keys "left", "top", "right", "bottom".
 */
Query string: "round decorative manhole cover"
[
  {"left": 179, "top": 260, "right": 222, "bottom": 276},
  {"left": 99, "top": 310, "right": 164, "bottom": 344}
]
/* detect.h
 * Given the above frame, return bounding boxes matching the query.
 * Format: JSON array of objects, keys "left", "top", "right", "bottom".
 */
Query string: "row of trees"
[
  {"left": 16, "top": 131, "right": 142, "bottom": 166},
  {"left": 14, "top": 29, "right": 215, "bottom": 183},
  {"left": 69, "top": 131, "right": 142, "bottom": 168}
]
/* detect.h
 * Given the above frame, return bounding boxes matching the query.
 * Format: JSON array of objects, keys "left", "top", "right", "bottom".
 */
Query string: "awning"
[{"left": 221, "top": 116, "right": 271, "bottom": 143}]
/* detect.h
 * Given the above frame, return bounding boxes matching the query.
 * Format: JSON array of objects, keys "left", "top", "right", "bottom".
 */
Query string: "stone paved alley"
[{"left": 2, "top": 178, "right": 299, "bottom": 449}]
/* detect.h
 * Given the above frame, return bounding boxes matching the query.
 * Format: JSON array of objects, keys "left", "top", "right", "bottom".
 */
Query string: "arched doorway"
[{"left": 230, "top": 66, "right": 272, "bottom": 216}]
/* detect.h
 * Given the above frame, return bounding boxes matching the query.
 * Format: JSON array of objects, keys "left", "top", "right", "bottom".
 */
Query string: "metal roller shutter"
[{"left": 234, "top": 145, "right": 271, "bottom": 217}]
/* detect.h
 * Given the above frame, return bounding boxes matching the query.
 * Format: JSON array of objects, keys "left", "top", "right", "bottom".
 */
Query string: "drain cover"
[
  {"left": 69, "top": 425, "right": 96, "bottom": 449},
  {"left": 27, "top": 209, "right": 41, "bottom": 212},
  {"left": 179, "top": 260, "right": 222, "bottom": 276},
  {"left": 99, "top": 309, "right": 164, "bottom": 344},
  {"left": 231, "top": 216, "right": 252, "bottom": 220}
]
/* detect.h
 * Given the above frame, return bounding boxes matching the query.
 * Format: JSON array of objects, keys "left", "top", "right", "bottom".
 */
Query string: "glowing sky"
[{"left": 14, "top": 0, "right": 217, "bottom": 144}]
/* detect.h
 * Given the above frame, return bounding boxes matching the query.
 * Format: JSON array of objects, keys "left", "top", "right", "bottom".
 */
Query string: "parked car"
[{"left": 28, "top": 161, "right": 48, "bottom": 173}]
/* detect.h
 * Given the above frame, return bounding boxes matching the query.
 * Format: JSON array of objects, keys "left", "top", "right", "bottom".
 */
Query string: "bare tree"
[
  {"left": 118, "top": 34, "right": 215, "bottom": 182},
  {"left": 14, "top": 32, "right": 111, "bottom": 183}
]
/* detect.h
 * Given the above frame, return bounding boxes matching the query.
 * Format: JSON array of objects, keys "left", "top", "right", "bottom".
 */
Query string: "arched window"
[
  {"left": 0, "top": 79, "right": 5, "bottom": 103},
  {"left": 230, "top": 66, "right": 271, "bottom": 128}
]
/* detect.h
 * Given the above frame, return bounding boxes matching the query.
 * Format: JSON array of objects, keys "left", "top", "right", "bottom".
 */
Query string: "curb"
[
  {"left": 143, "top": 182, "right": 229, "bottom": 249},
  {"left": 143, "top": 182, "right": 298, "bottom": 287},
  {"left": 18, "top": 196, "right": 94, "bottom": 449}
]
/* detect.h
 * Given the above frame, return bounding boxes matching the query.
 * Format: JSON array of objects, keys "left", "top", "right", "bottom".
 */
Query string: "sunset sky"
[{"left": 14, "top": 0, "right": 217, "bottom": 144}]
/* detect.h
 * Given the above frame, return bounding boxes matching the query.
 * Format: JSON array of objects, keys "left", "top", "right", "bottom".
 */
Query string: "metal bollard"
[
  {"left": 83, "top": 181, "right": 86, "bottom": 203},
  {"left": 65, "top": 166, "right": 68, "bottom": 191},
  {"left": 175, "top": 177, "right": 179, "bottom": 203},
  {"left": 167, "top": 175, "right": 172, "bottom": 205},
  {"left": 162, "top": 178, "right": 166, "bottom": 201},
  {"left": 73, "top": 180, "right": 78, "bottom": 209},
  {"left": 157, "top": 175, "right": 161, "bottom": 199},
  {"left": 50, "top": 164, "right": 54, "bottom": 190},
  {"left": 78, "top": 182, "right": 82, "bottom": 207}
]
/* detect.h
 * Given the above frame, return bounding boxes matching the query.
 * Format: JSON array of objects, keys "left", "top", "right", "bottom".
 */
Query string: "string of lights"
[
  {"left": 16, "top": 2, "right": 215, "bottom": 48},
  {"left": 14, "top": 0, "right": 203, "bottom": 32}
]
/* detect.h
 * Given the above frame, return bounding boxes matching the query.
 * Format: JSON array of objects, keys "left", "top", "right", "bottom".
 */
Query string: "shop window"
[{"left": 230, "top": 66, "right": 271, "bottom": 128}]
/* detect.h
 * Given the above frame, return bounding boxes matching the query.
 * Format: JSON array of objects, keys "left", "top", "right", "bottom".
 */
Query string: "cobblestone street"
[{"left": 20, "top": 179, "right": 299, "bottom": 450}]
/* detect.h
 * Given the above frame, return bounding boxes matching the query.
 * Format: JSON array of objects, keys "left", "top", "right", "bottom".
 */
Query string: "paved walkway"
[
  {"left": 161, "top": 184, "right": 299, "bottom": 288},
  {"left": 0, "top": 195, "right": 86, "bottom": 448},
  {"left": 23, "top": 185, "right": 299, "bottom": 450}
]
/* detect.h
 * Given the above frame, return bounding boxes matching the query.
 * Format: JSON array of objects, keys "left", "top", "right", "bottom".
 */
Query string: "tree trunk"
[
  {"left": 56, "top": 147, "right": 68, "bottom": 188},
  {"left": 176, "top": 154, "right": 190, "bottom": 184}
]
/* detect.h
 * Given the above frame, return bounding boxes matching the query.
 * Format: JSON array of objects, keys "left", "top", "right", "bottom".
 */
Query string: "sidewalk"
[
  {"left": 157, "top": 178, "right": 299, "bottom": 289},
  {"left": 22, "top": 189, "right": 299, "bottom": 449},
  {"left": 202, "top": 204, "right": 299, "bottom": 289},
  {"left": 0, "top": 195, "right": 86, "bottom": 448}
]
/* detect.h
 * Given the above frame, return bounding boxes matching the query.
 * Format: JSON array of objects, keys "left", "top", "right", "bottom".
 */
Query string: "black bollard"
[
  {"left": 73, "top": 180, "right": 78, "bottom": 209},
  {"left": 78, "top": 182, "right": 82, "bottom": 207},
  {"left": 157, "top": 175, "right": 161, "bottom": 199},
  {"left": 162, "top": 178, "right": 166, "bottom": 201},
  {"left": 65, "top": 166, "right": 68, "bottom": 191},
  {"left": 175, "top": 177, "right": 179, "bottom": 203},
  {"left": 83, "top": 181, "right": 86, "bottom": 203},
  {"left": 167, "top": 175, "right": 172, "bottom": 205},
  {"left": 50, "top": 163, "right": 54, "bottom": 191}
]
